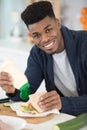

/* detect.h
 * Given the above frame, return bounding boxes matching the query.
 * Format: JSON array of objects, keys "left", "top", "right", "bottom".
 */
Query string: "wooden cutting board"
[{"left": 0, "top": 104, "right": 56, "bottom": 124}]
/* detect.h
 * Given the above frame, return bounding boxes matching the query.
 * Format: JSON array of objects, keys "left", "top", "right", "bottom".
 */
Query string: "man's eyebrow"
[
  {"left": 44, "top": 24, "right": 51, "bottom": 30},
  {"left": 32, "top": 31, "right": 39, "bottom": 35}
]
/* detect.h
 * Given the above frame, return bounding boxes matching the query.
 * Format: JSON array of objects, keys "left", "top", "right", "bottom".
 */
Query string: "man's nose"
[{"left": 41, "top": 34, "right": 48, "bottom": 42}]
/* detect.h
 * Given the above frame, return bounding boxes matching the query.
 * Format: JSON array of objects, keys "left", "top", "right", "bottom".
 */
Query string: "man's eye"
[
  {"left": 33, "top": 34, "right": 40, "bottom": 39},
  {"left": 46, "top": 28, "right": 51, "bottom": 33},
  {"left": 33, "top": 35, "right": 37, "bottom": 38}
]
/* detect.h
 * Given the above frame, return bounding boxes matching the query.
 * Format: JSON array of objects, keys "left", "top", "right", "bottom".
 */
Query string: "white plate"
[
  {"left": 10, "top": 102, "right": 59, "bottom": 117},
  {"left": 0, "top": 115, "right": 27, "bottom": 130}
]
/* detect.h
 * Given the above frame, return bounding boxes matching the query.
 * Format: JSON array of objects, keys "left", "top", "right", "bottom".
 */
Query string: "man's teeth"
[{"left": 45, "top": 42, "right": 54, "bottom": 48}]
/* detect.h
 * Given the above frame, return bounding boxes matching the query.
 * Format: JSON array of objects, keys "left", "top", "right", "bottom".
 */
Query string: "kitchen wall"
[
  {"left": 0, "top": 0, "right": 28, "bottom": 38},
  {"left": 0, "top": 0, "right": 87, "bottom": 38},
  {"left": 61, "top": 0, "right": 87, "bottom": 30}
]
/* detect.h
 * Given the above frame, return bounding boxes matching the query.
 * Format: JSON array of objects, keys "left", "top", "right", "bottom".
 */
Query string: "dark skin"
[
  {"left": 0, "top": 72, "right": 15, "bottom": 94},
  {"left": 28, "top": 16, "right": 64, "bottom": 54},
  {"left": 0, "top": 16, "right": 64, "bottom": 111}
]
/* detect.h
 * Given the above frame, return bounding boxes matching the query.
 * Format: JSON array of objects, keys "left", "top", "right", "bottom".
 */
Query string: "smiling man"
[
  {"left": 28, "top": 16, "right": 64, "bottom": 54},
  {"left": 0, "top": 1, "right": 87, "bottom": 116}
]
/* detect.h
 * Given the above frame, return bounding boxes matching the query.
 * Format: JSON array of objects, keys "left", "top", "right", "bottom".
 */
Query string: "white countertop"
[
  {"left": 24, "top": 113, "right": 87, "bottom": 130},
  {"left": 25, "top": 113, "right": 75, "bottom": 130}
]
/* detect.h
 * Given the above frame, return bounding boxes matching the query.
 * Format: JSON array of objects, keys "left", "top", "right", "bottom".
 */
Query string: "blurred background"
[{"left": 0, "top": 0, "right": 87, "bottom": 39}]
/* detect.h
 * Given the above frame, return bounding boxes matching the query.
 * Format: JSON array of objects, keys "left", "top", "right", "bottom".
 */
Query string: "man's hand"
[
  {"left": 0, "top": 72, "right": 15, "bottom": 94},
  {"left": 38, "top": 90, "right": 62, "bottom": 111}
]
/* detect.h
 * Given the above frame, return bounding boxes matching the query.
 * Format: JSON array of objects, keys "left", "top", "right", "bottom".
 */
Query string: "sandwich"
[
  {"left": 20, "top": 91, "right": 46, "bottom": 115},
  {"left": 0, "top": 59, "right": 28, "bottom": 89},
  {"left": 20, "top": 102, "right": 39, "bottom": 115}
]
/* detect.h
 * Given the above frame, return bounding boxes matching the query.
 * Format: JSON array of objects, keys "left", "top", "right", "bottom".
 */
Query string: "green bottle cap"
[{"left": 20, "top": 82, "right": 31, "bottom": 100}]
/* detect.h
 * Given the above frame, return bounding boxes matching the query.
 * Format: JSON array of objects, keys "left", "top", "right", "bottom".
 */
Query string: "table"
[
  {"left": 0, "top": 103, "right": 75, "bottom": 130},
  {"left": 0, "top": 104, "right": 56, "bottom": 123}
]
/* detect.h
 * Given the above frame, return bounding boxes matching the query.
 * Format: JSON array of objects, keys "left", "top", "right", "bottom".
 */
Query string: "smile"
[{"left": 44, "top": 40, "right": 55, "bottom": 49}]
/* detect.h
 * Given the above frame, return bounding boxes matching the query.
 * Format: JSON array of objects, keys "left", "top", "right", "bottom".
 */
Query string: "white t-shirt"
[{"left": 52, "top": 50, "right": 78, "bottom": 97}]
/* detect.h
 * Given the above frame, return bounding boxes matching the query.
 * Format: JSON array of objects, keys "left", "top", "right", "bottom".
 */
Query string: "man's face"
[{"left": 28, "top": 16, "right": 64, "bottom": 54}]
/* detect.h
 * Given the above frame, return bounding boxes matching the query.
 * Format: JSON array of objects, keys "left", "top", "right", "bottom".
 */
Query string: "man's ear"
[{"left": 56, "top": 18, "right": 61, "bottom": 29}]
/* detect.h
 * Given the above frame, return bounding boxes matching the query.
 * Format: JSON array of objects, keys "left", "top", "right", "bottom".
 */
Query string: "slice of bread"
[
  {"left": 29, "top": 91, "right": 46, "bottom": 113},
  {"left": 0, "top": 59, "right": 28, "bottom": 89}
]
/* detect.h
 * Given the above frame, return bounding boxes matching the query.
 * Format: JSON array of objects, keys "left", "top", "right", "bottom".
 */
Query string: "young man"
[{"left": 0, "top": 1, "right": 87, "bottom": 116}]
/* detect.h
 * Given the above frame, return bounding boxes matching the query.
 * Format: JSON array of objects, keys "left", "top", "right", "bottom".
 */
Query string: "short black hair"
[{"left": 21, "top": 1, "right": 55, "bottom": 26}]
